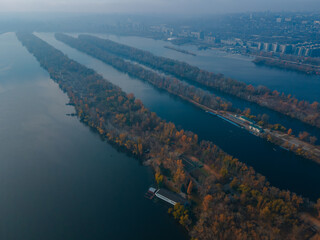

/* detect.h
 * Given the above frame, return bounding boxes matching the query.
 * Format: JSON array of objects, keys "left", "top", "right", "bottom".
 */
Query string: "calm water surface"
[
  {"left": 0, "top": 33, "right": 187, "bottom": 240},
  {"left": 37, "top": 33, "right": 320, "bottom": 201}
]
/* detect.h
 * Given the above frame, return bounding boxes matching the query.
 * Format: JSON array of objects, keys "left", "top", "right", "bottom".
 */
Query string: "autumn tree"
[
  {"left": 299, "top": 131, "right": 310, "bottom": 141},
  {"left": 138, "top": 143, "right": 143, "bottom": 155},
  {"left": 243, "top": 108, "right": 251, "bottom": 117},
  {"left": 168, "top": 203, "right": 191, "bottom": 226},
  {"left": 203, "top": 194, "right": 213, "bottom": 211},
  {"left": 187, "top": 180, "right": 193, "bottom": 195},
  {"left": 311, "top": 101, "right": 319, "bottom": 109},
  {"left": 155, "top": 172, "right": 164, "bottom": 187},
  {"left": 174, "top": 167, "right": 186, "bottom": 189},
  {"left": 246, "top": 84, "right": 255, "bottom": 93}
]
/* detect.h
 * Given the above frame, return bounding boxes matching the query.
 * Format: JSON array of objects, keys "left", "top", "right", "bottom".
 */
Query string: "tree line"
[
  {"left": 17, "top": 32, "right": 320, "bottom": 240},
  {"left": 253, "top": 57, "right": 320, "bottom": 75}
]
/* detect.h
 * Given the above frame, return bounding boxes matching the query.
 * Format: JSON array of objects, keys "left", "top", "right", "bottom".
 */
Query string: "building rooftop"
[
  {"left": 148, "top": 187, "right": 157, "bottom": 193},
  {"left": 156, "top": 189, "right": 187, "bottom": 205}
]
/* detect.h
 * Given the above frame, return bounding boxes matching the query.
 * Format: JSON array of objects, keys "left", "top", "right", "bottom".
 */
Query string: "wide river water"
[
  {"left": 35, "top": 33, "right": 320, "bottom": 202},
  {"left": 0, "top": 33, "right": 187, "bottom": 240}
]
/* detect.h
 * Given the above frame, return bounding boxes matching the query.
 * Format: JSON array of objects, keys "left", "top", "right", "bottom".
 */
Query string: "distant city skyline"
[{"left": 1, "top": 0, "right": 320, "bottom": 14}]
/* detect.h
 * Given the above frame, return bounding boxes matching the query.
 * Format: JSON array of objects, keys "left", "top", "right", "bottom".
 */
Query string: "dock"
[
  {"left": 144, "top": 187, "right": 156, "bottom": 199},
  {"left": 206, "top": 110, "right": 265, "bottom": 136},
  {"left": 155, "top": 189, "right": 187, "bottom": 206}
]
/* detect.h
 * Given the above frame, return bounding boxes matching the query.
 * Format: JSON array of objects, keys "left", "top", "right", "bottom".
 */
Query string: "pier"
[
  {"left": 145, "top": 188, "right": 187, "bottom": 206},
  {"left": 155, "top": 189, "right": 187, "bottom": 206},
  {"left": 144, "top": 187, "right": 156, "bottom": 199}
]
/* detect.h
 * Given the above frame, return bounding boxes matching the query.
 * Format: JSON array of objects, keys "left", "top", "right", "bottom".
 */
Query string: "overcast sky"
[{"left": 1, "top": 0, "right": 320, "bottom": 14}]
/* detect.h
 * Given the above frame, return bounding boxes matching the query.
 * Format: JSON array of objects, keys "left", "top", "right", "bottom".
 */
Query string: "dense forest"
[
  {"left": 73, "top": 34, "right": 320, "bottom": 129},
  {"left": 17, "top": 32, "right": 320, "bottom": 239}
]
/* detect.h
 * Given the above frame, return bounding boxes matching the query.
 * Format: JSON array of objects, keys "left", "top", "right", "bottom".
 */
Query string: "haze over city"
[{"left": 1, "top": 0, "right": 320, "bottom": 14}]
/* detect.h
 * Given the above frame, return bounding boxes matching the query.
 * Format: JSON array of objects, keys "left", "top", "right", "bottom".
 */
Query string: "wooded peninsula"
[{"left": 17, "top": 32, "right": 320, "bottom": 240}]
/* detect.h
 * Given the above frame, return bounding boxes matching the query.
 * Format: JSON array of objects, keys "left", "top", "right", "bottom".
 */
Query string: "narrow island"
[
  {"left": 164, "top": 45, "right": 197, "bottom": 56},
  {"left": 55, "top": 33, "right": 320, "bottom": 165},
  {"left": 253, "top": 55, "right": 320, "bottom": 75},
  {"left": 17, "top": 32, "right": 320, "bottom": 239}
]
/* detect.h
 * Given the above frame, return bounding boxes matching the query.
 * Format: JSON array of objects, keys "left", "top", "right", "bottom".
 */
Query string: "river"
[
  {"left": 83, "top": 33, "right": 320, "bottom": 144},
  {"left": 0, "top": 32, "right": 187, "bottom": 240},
  {"left": 35, "top": 33, "right": 320, "bottom": 202}
]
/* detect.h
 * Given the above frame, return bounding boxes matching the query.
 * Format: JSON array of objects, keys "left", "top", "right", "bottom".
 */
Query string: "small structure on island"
[
  {"left": 145, "top": 187, "right": 157, "bottom": 199},
  {"left": 155, "top": 189, "right": 187, "bottom": 206},
  {"left": 249, "top": 124, "right": 264, "bottom": 133}
]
